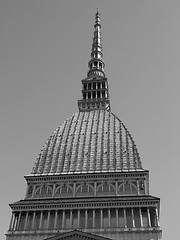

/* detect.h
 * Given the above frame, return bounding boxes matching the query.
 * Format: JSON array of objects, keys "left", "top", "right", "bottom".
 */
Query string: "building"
[{"left": 6, "top": 11, "right": 162, "bottom": 240}]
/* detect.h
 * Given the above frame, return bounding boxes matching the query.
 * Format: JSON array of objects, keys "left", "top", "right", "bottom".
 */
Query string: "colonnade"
[
  {"left": 82, "top": 81, "right": 108, "bottom": 100},
  {"left": 84, "top": 82, "right": 107, "bottom": 91},
  {"left": 83, "top": 90, "right": 108, "bottom": 100},
  {"left": 9, "top": 207, "right": 159, "bottom": 232}
]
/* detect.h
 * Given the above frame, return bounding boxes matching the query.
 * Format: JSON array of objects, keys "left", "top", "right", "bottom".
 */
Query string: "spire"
[
  {"left": 78, "top": 10, "right": 110, "bottom": 112},
  {"left": 87, "top": 10, "right": 105, "bottom": 78}
]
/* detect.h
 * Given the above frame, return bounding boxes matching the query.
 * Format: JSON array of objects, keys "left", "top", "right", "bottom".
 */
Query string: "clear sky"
[{"left": 0, "top": 0, "right": 179, "bottom": 239}]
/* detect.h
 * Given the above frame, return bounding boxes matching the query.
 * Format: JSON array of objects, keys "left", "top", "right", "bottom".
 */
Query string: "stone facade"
[{"left": 6, "top": 11, "right": 162, "bottom": 240}]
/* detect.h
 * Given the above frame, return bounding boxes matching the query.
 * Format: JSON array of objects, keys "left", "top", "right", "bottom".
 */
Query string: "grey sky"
[{"left": 0, "top": 1, "right": 179, "bottom": 239}]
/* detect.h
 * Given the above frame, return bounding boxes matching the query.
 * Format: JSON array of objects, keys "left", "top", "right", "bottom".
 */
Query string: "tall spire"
[
  {"left": 87, "top": 10, "right": 105, "bottom": 78},
  {"left": 78, "top": 10, "right": 110, "bottom": 112}
]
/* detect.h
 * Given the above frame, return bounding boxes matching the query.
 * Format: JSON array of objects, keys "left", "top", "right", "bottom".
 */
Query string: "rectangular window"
[
  {"left": 134, "top": 208, "right": 141, "bottom": 228},
  {"left": 26, "top": 213, "right": 33, "bottom": 230},
  {"left": 95, "top": 209, "right": 101, "bottom": 228},
  {"left": 19, "top": 214, "right": 26, "bottom": 231},
  {"left": 65, "top": 211, "right": 71, "bottom": 229},
  {"left": 41, "top": 212, "right": 48, "bottom": 229},
  {"left": 87, "top": 210, "right": 93, "bottom": 229},
  {"left": 142, "top": 208, "right": 149, "bottom": 227},
  {"left": 118, "top": 209, "right": 125, "bottom": 227},
  {"left": 79, "top": 210, "right": 85, "bottom": 229},
  {"left": 93, "top": 83, "right": 96, "bottom": 90},
  {"left": 149, "top": 207, "right": 157, "bottom": 227},
  {"left": 72, "top": 210, "right": 78, "bottom": 229},
  {"left": 56, "top": 211, "right": 63, "bottom": 229},
  {"left": 103, "top": 209, "right": 108, "bottom": 228},
  {"left": 34, "top": 213, "right": 40, "bottom": 230},
  {"left": 126, "top": 208, "right": 133, "bottom": 228},
  {"left": 110, "top": 209, "right": 116, "bottom": 228},
  {"left": 48, "top": 212, "right": 55, "bottom": 230}
]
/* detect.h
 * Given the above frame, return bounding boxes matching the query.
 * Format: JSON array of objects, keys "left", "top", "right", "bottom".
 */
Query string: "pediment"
[{"left": 44, "top": 230, "right": 111, "bottom": 240}]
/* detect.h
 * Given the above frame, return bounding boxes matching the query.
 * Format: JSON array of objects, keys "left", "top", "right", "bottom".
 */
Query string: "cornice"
[{"left": 10, "top": 195, "right": 160, "bottom": 211}]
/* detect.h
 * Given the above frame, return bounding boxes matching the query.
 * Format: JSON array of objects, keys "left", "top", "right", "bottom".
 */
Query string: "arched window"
[
  {"left": 41, "top": 185, "right": 47, "bottom": 195},
  {"left": 84, "top": 83, "right": 87, "bottom": 90},
  {"left": 124, "top": 181, "right": 131, "bottom": 192},
  {"left": 55, "top": 186, "right": 61, "bottom": 195},
  {"left": 99, "top": 62, "right": 102, "bottom": 69},
  {"left": 88, "top": 83, "right": 91, "bottom": 90},
  {"left": 82, "top": 183, "right": 88, "bottom": 193},
  {"left": 93, "top": 82, "right": 96, "bottom": 89},
  {"left": 97, "top": 183, "right": 103, "bottom": 192},
  {"left": 103, "top": 182, "right": 109, "bottom": 192},
  {"left": 88, "top": 92, "right": 91, "bottom": 99},
  {"left": 131, "top": 182, "right": 137, "bottom": 192},
  {"left": 27, "top": 185, "right": 33, "bottom": 198},
  {"left": 35, "top": 187, "right": 41, "bottom": 196},
  {"left": 97, "top": 91, "right": 100, "bottom": 98},
  {"left": 61, "top": 185, "right": 68, "bottom": 194},
  {"left": 47, "top": 187, "right": 52, "bottom": 195}
]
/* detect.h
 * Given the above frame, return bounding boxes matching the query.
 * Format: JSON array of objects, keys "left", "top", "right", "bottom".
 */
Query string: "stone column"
[
  {"left": 52, "top": 184, "right": 56, "bottom": 197},
  {"left": 144, "top": 180, "right": 147, "bottom": 195},
  {"left": 13, "top": 214, "right": 18, "bottom": 231},
  {"left": 139, "top": 208, "right": 143, "bottom": 227},
  {"left": 147, "top": 208, "right": 151, "bottom": 227},
  {"left": 124, "top": 209, "right": 127, "bottom": 228},
  {"left": 70, "top": 211, "right": 73, "bottom": 229},
  {"left": 93, "top": 210, "right": 95, "bottom": 228},
  {"left": 77, "top": 210, "right": 80, "bottom": 228},
  {"left": 108, "top": 209, "right": 111, "bottom": 228},
  {"left": 131, "top": 209, "right": 135, "bottom": 228},
  {"left": 62, "top": 211, "right": 65, "bottom": 229},
  {"left": 31, "top": 212, "right": 36, "bottom": 230},
  {"left": 137, "top": 181, "right": 140, "bottom": 195},
  {"left": 9, "top": 213, "right": 14, "bottom": 231},
  {"left": 116, "top": 209, "right": 119, "bottom": 228},
  {"left": 115, "top": 181, "right": 118, "bottom": 196},
  {"left": 85, "top": 210, "right": 88, "bottom": 229},
  {"left": 16, "top": 212, "right": 22, "bottom": 230},
  {"left": 24, "top": 212, "right": 29, "bottom": 231},
  {"left": 156, "top": 208, "right": 160, "bottom": 227},
  {"left": 73, "top": 182, "right": 76, "bottom": 197},
  {"left": 39, "top": 211, "right": 43, "bottom": 229},
  {"left": 32, "top": 185, "right": 36, "bottom": 198},
  {"left": 100, "top": 209, "right": 103, "bottom": 228},
  {"left": 54, "top": 210, "right": 58, "bottom": 229},
  {"left": 47, "top": 211, "right": 51, "bottom": 229},
  {"left": 94, "top": 182, "right": 97, "bottom": 197}
]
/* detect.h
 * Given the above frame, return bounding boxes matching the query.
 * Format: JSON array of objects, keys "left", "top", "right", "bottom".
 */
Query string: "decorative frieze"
[{"left": 26, "top": 177, "right": 148, "bottom": 199}]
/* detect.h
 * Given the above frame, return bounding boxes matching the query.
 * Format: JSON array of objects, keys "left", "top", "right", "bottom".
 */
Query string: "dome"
[{"left": 31, "top": 110, "right": 143, "bottom": 175}]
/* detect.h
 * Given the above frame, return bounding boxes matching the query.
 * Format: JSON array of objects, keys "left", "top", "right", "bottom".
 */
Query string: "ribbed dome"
[{"left": 31, "top": 110, "right": 143, "bottom": 175}]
